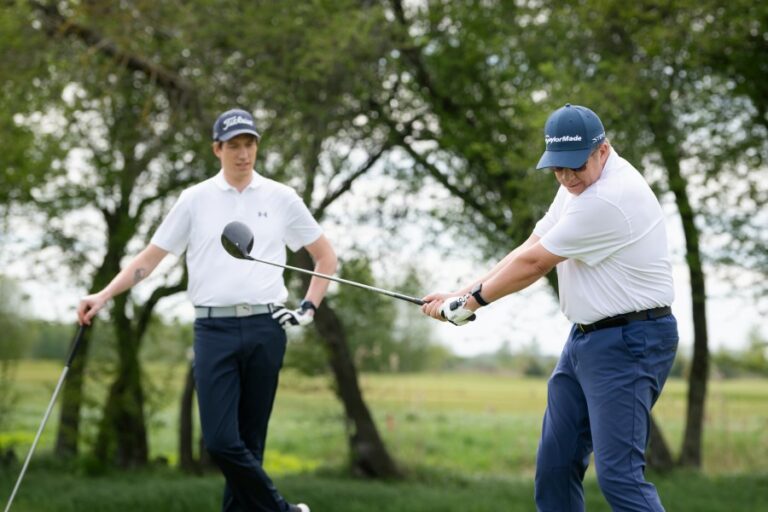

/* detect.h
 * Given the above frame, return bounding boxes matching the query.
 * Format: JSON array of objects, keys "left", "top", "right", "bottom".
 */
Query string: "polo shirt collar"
[{"left": 212, "top": 170, "right": 264, "bottom": 191}]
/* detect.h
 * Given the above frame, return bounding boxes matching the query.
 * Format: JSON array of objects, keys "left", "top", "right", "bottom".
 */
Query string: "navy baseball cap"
[
  {"left": 536, "top": 104, "right": 606, "bottom": 169},
  {"left": 212, "top": 108, "right": 261, "bottom": 142}
]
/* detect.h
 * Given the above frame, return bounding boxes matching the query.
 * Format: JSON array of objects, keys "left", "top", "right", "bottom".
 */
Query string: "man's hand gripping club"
[
  {"left": 421, "top": 292, "right": 478, "bottom": 326},
  {"left": 272, "top": 299, "right": 316, "bottom": 329},
  {"left": 440, "top": 294, "right": 477, "bottom": 326}
]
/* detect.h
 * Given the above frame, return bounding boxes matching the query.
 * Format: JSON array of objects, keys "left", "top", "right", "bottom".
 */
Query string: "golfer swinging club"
[
  {"left": 78, "top": 108, "right": 336, "bottom": 512},
  {"left": 422, "top": 104, "right": 678, "bottom": 511}
]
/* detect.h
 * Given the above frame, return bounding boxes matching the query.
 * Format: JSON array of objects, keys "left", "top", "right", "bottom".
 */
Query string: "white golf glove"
[
  {"left": 272, "top": 300, "right": 315, "bottom": 329},
  {"left": 439, "top": 295, "right": 476, "bottom": 326}
]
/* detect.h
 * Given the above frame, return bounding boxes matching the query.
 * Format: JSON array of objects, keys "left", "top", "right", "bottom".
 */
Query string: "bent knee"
[
  {"left": 204, "top": 436, "right": 242, "bottom": 459},
  {"left": 597, "top": 472, "right": 663, "bottom": 511}
]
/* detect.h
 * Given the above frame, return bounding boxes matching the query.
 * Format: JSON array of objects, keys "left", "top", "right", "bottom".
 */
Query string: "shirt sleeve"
[
  {"left": 533, "top": 187, "right": 566, "bottom": 238},
  {"left": 150, "top": 190, "right": 192, "bottom": 256},
  {"left": 539, "top": 196, "right": 630, "bottom": 266},
  {"left": 282, "top": 192, "right": 323, "bottom": 252}
]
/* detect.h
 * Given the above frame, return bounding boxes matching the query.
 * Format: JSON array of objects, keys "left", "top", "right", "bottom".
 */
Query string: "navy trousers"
[
  {"left": 535, "top": 314, "right": 678, "bottom": 512},
  {"left": 194, "top": 314, "right": 288, "bottom": 512}
]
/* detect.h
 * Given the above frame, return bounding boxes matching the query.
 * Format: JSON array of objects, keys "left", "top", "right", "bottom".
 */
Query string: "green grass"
[
  {"left": 0, "top": 466, "right": 766, "bottom": 512},
  {"left": 1, "top": 362, "right": 767, "bottom": 511}
]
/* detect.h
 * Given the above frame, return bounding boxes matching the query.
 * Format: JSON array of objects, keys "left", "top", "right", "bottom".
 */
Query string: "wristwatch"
[
  {"left": 470, "top": 283, "right": 489, "bottom": 306},
  {"left": 299, "top": 299, "right": 317, "bottom": 313}
]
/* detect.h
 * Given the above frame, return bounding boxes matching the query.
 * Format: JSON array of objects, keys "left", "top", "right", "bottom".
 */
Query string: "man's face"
[
  {"left": 213, "top": 134, "right": 259, "bottom": 176},
  {"left": 552, "top": 143, "right": 610, "bottom": 195}
]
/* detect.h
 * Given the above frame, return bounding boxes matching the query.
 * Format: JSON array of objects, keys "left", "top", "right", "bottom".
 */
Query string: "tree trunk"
[
  {"left": 179, "top": 358, "right": 216, "bottom": 473},
  {"left": 94, "top": 367, "right": 149, "bottom": 467},
  {"left": 312, "top": 302, "right": 401, "bottom": 478},
  {"left": 55, "top": 257, "right": 120, "bottom": 457},
  {"left": 666, "top": 159, "right": 709, "bottom": 468},
  {"left": 653, "top": 111, "right": 709, "bottom": 468},
  {"left": 646, "top": 415, "right": 676, "bottom": 471},
  {"left": 93, "top": 299, "right": 148, "bottom": 467},
  {"left": 53, "top": 325, "right": 90, "bottom": 457},
  {"left": 179, "top": 361, "right": 196, "bottom": 472},
  {"left": 294, "top": 250, "right": 400, "bottom": 478}
]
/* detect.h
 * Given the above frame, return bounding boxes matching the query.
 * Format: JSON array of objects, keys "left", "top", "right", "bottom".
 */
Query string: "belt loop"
[
  {"left": 207, "top": 307, "right": 211, "bottom": 319},
  {"left": 267, "top": 303, "right": 274, "bottom": 314}
]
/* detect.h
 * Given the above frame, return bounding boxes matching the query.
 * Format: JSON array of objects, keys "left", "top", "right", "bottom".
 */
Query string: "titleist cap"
[
  {"left": 212, "top": 108, "right": 261, "bottom": 142},
  {"left": 536, "top": 104, "right": 605, "bottom": 169}
]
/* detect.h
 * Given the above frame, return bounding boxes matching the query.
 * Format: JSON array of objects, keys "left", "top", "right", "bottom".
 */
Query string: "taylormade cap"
[
  {"left": 212, "top": 109, "right": 261, "bottom": 142},
  {"left": 536, "top": 104, "right": 605, "bottom": 169}
]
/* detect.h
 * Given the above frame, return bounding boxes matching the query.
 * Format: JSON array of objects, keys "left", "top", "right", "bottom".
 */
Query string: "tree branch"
[
  {"left": 314, "top": 145, "right": 388, "bottom": 219},
  {"left": 390, "top": 0, "right": 476, "bottom": 127},
  {"left": 31, "top": 1, "right": 197, "bottom": 108},
  {"left": 136, "top": 263, "right": 188, "bottom": 340}
]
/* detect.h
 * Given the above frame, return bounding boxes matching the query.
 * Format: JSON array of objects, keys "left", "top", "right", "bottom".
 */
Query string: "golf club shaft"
[
  {"left": 247, "top": 256, "right": 425, "bottom": 305},
  {"left": 3, "top": 325, "right": 86, "bottom": 512}
]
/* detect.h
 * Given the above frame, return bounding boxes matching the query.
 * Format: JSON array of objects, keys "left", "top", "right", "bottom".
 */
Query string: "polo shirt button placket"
[{"left": 235, "top": 192, "right": 245, "bottom": 217}]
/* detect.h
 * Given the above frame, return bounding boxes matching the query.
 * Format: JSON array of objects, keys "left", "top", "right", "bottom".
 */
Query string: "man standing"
[
  {"left": 422, "top": 104, "right": 678, "bottom": 511},
  {"left": 78, "top": 108, "right": 336, "bottom": 512}
]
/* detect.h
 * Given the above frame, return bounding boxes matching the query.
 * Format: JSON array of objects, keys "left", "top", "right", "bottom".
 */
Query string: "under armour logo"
[{"left": 256, "top": 211, "right": 268, "bottom": 218}]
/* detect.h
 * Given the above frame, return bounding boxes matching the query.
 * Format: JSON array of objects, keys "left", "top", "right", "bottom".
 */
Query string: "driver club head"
[{"left": 221, "top": 221, "right": 255, "bottom": 260}]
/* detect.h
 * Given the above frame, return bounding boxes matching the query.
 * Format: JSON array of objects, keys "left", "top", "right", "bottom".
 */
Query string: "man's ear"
[
  {"left": 599, "top": 142, "right": 610, "bottom": 163},
  {"left": 212, "top": 141, "right": 221, "bottom": 157}
]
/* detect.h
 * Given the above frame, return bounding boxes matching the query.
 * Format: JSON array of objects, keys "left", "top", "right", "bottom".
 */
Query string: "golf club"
[
  {"left": 3, "top": 324, "right": 88, "bottom": 512},
  {"left": 221, "top": 221, "right": 425, "bottom": 306}
]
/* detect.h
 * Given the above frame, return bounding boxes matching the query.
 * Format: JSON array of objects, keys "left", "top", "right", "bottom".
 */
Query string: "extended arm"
[
  {"left": 470, "top": 240, "right": 564, "bottom": 308},
  {"left": 421, "top": 237, "right": 565, "bottom": 322},
  {"left": 301, "top": 234, "right": 338, "bottom": 308},
  {"left": 457, "top": 233, "right": 542, "bottom": 295},
  {"left": 421, "top": 233, "right": 545, "bottom": 312},
  {"left": 77, "top": 244, "right": 169, "bottom": 325},
  {"left": 271, "top": 234, "right": 337, "bottom": 329}
]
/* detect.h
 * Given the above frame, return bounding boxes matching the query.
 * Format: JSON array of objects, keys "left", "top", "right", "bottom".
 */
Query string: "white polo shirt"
[
  {"left": 533, "top": 149, "right": 674, "bottom": 324},
  {"left": 151, "top": 170, "right": 323, "bottom": 306}
]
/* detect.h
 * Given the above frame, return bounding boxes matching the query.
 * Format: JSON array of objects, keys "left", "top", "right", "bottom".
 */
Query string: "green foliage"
[
  {"left": 381, "top": 1, "right": 556, "bottom": 258},
  {"left": 533, "top": 0, "right": 767, "bottom": 275},
  {"left": 712, "top": 327, "right": 768, "bottom": 378},
  {"left": 285, "top": 257, "right": 449, "bottom": 374},
  {"left": 449, "top": 340, "right": 557, "bottom": 376},
  {"left": 0, "top": 277, "right": 26, "bottom": 356},
  {"left": 282, "top": 328, "right": 328, "bottom": 377},
  {"left": 0, "top": 276, "right": 25, "bottom": 430},
  {"left": 334, "top": 257, "right": 399, "bottom": 372}
]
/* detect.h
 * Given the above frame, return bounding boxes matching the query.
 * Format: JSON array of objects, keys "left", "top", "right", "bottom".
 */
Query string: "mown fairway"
[{"left": 1, "top": 362, "right": 767, "bottom": 511}]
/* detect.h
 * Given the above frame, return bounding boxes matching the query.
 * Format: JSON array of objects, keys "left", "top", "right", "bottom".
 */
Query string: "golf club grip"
[{"left": 65, "top": 325, "right": 87, "bottom": 367}]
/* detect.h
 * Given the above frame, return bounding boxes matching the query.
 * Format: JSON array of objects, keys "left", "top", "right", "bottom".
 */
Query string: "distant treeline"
[{"left": 10, "top": 318, "right": 767, "bottom": 379}]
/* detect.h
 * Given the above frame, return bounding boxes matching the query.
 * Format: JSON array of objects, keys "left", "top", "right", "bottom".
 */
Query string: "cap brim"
[
  {"left": 536, "top": 147, "right": 592, "bottom": 170},
  {"left": 218, "top": 128, "right": 261, "bottom": 141}
]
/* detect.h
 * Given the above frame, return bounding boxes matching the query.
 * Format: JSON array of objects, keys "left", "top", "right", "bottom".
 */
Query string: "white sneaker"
[{"left": 289, "top": 504, "right": 310, "bottom": 512}]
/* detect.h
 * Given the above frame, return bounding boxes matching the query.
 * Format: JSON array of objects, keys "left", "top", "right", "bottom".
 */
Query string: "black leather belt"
[{"left": 577, "top": 306, "right": 671, "bottom": 333}]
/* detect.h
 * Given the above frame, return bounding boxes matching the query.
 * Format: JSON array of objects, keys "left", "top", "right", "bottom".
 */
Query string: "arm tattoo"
[{"left": 133, "top": 268, "right": 148, "bottom": 285}]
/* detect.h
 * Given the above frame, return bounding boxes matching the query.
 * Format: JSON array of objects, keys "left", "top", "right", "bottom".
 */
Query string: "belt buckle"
[
  {"left": 235, "top": 304, "right": 252, "bottom": 317},
  {"left": 578, "top": 324, "right": 586, "bottom": 333}
]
